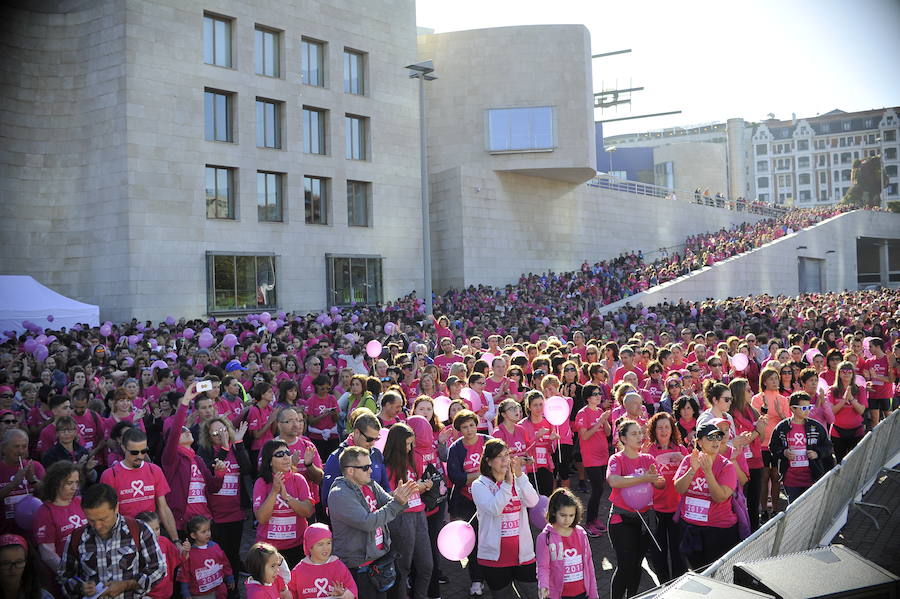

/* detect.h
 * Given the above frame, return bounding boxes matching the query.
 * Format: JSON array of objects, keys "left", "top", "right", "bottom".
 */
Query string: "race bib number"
[
  {"left": 789, "top": 432, "right": 808, "bottom": 468},
  {"left": 375, "top": 526, "right": 384, "bottom": 548},
  {"left": 500, "top": 510, "right": 520, "bottom": 537},
  {"left": 266, "top": 516, "right": 297, "bottom": 540},
  {"left": 188, "top": 481, "right": 207, "bottom": 504},
  {"left": 215, "top": 473, "right": 239, "bottom": 496},
  {"left": 535, "top": 446, "right": 548, "bottom": 466},
  {"left": 684, "top": 496, "right": 711, "bottom": 523},
  {"left": 563, "top": 548, "right": 584, "bottom": 583}
]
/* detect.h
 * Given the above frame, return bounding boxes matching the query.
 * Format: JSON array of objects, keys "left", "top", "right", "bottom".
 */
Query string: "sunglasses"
[
  {"left": 590, "top": 391, "right": 602, "bottom": 397},
  {"left": 704, "top": 432, "right": 725, "bottom": 441},
  {"left": 710, "top": 362, "right": 722, "bottom": 367},
  {"left": 362, "top": 433, "right": 379, "bottom": 443},
  {"left": 0, "top": 394, "right": 12, "bottom": 399},
  {"left": 272, "top": 450, "right": 292, "bottom": 458},
  {"left": 348, "top": 463, "right": 372, "bottom": 471},
  {"left": 793, "top": 405, "right": 814, "bottom": 412},
  {"left": 564, "top": 367, "right": 577, "bottom": 372},
  {"left": 0, "top": 419, "right": 17, "bottom": 425},
  {"left": 128, "top": 449, "right": 149, "bottom": 456}
]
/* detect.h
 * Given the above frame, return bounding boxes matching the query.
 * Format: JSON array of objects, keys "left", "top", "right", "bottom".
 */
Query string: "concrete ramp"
[{"left": 598, "top": 209, "right": 900, "bottom": 312}]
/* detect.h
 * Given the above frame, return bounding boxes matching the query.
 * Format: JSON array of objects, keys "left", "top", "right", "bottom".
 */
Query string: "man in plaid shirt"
[{"left": 59, "top": 483, "right": 166, "bottom": 598}]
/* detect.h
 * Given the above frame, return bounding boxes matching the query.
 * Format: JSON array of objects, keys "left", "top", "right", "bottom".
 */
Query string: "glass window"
[
  {"left": 304, "top": 176, "right": 328, "bottom": 224},
  {"left": 343, "top": 49, "right": 365, "bottom": 95},
  {"left": 886, "top": 165, "right": 899, "bottom": 177},
  {"left": 819, "top": 171, "right": 827, "bottom": 184},
  {"left": 301, "top": 38, "right": 325, "bottom": 86},
  {"left": 254, "top": 27, "right": 280, "bottom": 77},
  {"left": 257, "top": 171, "right": 283, "bottom": 222},
  {"left": 798, "top": 156, "right": 810, "bottom": 168},
  {"left": 755, "top": 144, "right": 768, "bottom": 155},
  {"left": 204, "top": 90, "right": 233, "bottom": 142},
  {"left": 207, "top": 254, "right": 276, "bottom": 313},
  {"left": 205, "top": 166, "right": 235, "bottom": 219},
  {"left": 756, "top": 161, "right": 768, "bottom": 172},
  {"left": 256, "top": 99, "right": 281, "bottom": 148},
  {"left": 488, "top": 106, "right": 554, "bottom": 152},
  {"left": 347, "top": 180, "right": 370, "bottom": 227},
  {"left": 327, "top": 256, "right": 382, "bottom": 306},
  {"left": 757, "top": 177, "right": 769, "bottom": 188},
  {"left": 303, "top": 107, "right": 327, "bottom": 155},
  {"left": 797, "top": 139, "right": 809, "bottom": 151},
  {"left": 886, "top": 147, "right": 897, "bottom": 160},
  {"left": 203, "top": 14, "right": 232, "bottom": 67},
  {"left": 885, "top": 129, "right": 898, "bottom": 142},
  {"left": 798, "top": 173, "right": 810, "bottom": 185},
  {"left": 345, "top": 115, "right": 367, "bottom": 160}
]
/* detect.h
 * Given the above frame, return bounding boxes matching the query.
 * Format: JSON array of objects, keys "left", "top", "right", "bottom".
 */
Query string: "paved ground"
[{"left": 833, "top": 459, "right": 900, "bottom": 576}]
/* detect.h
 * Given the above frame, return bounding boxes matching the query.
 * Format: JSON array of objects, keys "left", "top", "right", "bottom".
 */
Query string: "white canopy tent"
[{"left": 0, "top": 276, "right": 100, "bottom": 334}]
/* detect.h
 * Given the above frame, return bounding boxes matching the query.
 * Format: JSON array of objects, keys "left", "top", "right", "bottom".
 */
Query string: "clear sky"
[{"left": 416, "top": 0, "right": 900, "bottom": 136}]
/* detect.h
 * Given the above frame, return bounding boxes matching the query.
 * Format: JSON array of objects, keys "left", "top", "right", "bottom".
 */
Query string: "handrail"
[{"left": 587, "top": 174, "right": 789, "bottom": 217}]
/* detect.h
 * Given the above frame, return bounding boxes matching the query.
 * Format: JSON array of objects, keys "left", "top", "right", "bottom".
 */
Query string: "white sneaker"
[{"left": 470, "top": 582, "right": 484, "bottom": 596}]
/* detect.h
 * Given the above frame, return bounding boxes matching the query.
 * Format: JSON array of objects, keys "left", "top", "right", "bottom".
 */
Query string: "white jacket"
[{"left": 471, "top": 473, "right": 540, "bottom": 563}]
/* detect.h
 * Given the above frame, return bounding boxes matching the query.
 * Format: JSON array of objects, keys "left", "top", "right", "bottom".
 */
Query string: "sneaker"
[
  {"left": 470, "top": 582, "right": 484, "bottom": 596},
  {"left": 578, "top": 480, "right": 589, "bottom": 494},
  {"left": 586, "top": 521, "right": 607, "bottom": 537}
]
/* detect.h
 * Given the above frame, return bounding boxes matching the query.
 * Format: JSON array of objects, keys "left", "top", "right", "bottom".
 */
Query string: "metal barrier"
[
  {"left": 586, "top": 174, "right": 789, "bottom": 217},
  {"left": 701, "top": 409, "right": 900, "bottom": 583}
]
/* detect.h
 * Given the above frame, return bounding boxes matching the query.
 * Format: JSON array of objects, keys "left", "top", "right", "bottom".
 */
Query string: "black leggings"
[
  {"left": 832, "top": 434, "right": 862, "bottom": 463},
  {"left": 211, "top": 519, "right": 244, "bottom": 576},
  {"left": 585, "top": 466, "right": 607, "bottom": 523},
  {"left": 531, "top": 468, "right": 554, "bottom": 497},
  {"left": 608, "top": 516, "right": 650, "bottom": 599},
  {"left": 745, "top": 467, "right": 763, "bottom": 532},
  {"left": 554, "top": 443, "right": 574, "bottom": 482},
  {"left": 681, "top": 523, "right": 739, "bottom": 571},
  {"left": 481, "top": 562, "right": 536, "bottom": 591},
  {"left": 426, "top": 505, "right": 446, "bottom": 598},
  {"left": 649, "top": 511, "right": 685, "bottom": 583}
]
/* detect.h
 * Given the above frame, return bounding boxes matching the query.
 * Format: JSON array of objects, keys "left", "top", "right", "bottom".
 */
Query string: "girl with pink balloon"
[
  {"left": 673, "top": 422, "right": 740, "bottom": 571},
  {"left": 606, "top": 419, "right": 665, "bottom": 599},
  {"left": 519, "top": 391, "right": 558, "bottom": 497},
  {"left": 573, "top": 384, "right": 612, "bottom": 538},
  {"left": 535, "top": 488, "right": 599, "bottom": 599},
  {"left": 472, "top": 438, "right": 540, "bottom": 599}
]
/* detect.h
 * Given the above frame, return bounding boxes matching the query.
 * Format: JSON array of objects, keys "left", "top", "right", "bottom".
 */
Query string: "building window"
[
  {"left": 343, "top": 49, "right": 366, "bottom": 95},
  {"left": 842, "top": 121, "right": 851, "bottom": 131},
  {"left": 797, "top": 156, "right": 810, "bottom": 169},
  {"left": 303, "top": 107, "right": 327, "bottom": 155},
  {"left": 886, "top": 147, "right": 898, "bottom": 160},
  {"left": 842, "top": 169, "right": 851, "bottom": 181},
  {"left": 327, "top": 255, "right": 382, "bottom": 306},
  {"left": 204, "top": 89, "right": 233, "bottom": 142},
  {"left": 347, "top": 180, "right": 371, "bottom": 227},
  {"left": 256, "top": 99, "right": 282, "bottom": 149},
  {"left": 654, "top": 162, "right": 674, "bottom": 188},
  {"left": 797, "top": 139, "right": 809, "bottom": 151},
  {"left": 257, "top": 171, "right": 283, "bottom": 222},
  {"left": 886, "top": 165, "right": 899, "bottom": 177},
  {"left": 817, "top": 154, "right": 827, "bottom": 166},
  {"left": 345, "top": 115, "right": 368, "bottom": 160},
  {"left": 757, "top": 177, "right": 769, "bottom": 188},
  {"left": 203, "top": 14, "right": 232, "bottom": 67},
  {"left": 301, "top": 38, "right": 325, "bottom": 87},
  {"left": 254, "top": 27, "right": 280, "bottom": 77},
  {"left": 205, "top": 166, "right": 235, "bottom": 219},
  {"left": 488, "top": 106, "right": 554, "bottom": 152},
  {"left": 799, "top": 190, "right": 811, "bottom": 201},
  {"left": 840, "top": 152, "right": 852, "bottom": 164},
  {"left": 304, "top": 176, "right": 329, "bottom": 224},
  {"left": 207, "top": 253, "right": 276, "bottom": 313},
  {"left": 757, "top": 161, "right": 768, "bottom": 172},
  {"left": 819, "top": 171, "right": 827, "bottom": 184},
  {"left": 885, "top": 129, "right": 898, "bottom": 142},
  {"left": 758, "top": 193, "right": 768, "bottom": 202},
  {"left": 798, "top": 173, "right": 810, "bottom": 185},
  {"left": 864, "top": 119, "right": 874, "bottom": 128},
  {"left": 755, "top": 144, "right": 768, "bottom": 155}
]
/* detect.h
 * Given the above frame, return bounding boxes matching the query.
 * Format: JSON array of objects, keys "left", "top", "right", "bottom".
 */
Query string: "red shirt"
[
  {"left": 459, "top": 438, "right": 485, "bottom": 500},
  {"left": 72, "top": 410, "right": 104, "bottom": 451},
  {"left": 209, "top": 445, "right": 244, "bottom": 523},
  {"left": 360, "top": 484, "right": 386, "bottom": 553},
  {"left": 675, "top": 453, "right": 738, "bottom": 528},
  {"left": 305, "top": 395, "right": 339, "bottom": 438},
  {"left": 519, "top": 417, "right": 555, "bottom": 472},
  {"left": 245, "top": 577, "right": 286, "bottom": 599},
  {"left": 864, "top": 356, "right": 892, "bottom": 399},
  {"left": 560, "top": 530, "right": 587, "bottom": 597},
  {"left": 148, "top": 535, "right": 182, "bottom": 599},
  {"left": 493, "top": 424, "right": 531, "bottom": 457},
  {"left": 32, "top": 498, "right": 86, "bottom": 555},
  {"left": 830, "top": 386, "right": 868, "bottom": 433},
  {"left": 99, "top": 461, "right": 170, "bottom": 518},
  {"left": 247, "top": 403, "right": 275, "bottom": 451}
]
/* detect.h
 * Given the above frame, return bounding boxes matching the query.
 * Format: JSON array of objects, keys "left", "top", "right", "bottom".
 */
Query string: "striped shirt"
[{"left": 59, "top": 514, "right": 165, "bottom": 599}]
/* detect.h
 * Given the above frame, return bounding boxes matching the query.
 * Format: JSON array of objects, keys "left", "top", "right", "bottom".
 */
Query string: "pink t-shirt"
[
  {"left": 519, "top": 417, "right": 555, "bottom": 472},
  {"left": 32, "top": 498, "right": 86, "bottom": 555},
  {"left": 99, "top": 461, "right": 170, "bottom": 518},
  {"left": 783, "top": 422, "right": 813, "bottom": 487},
  {"left": 645, "top": 444, "right": 689, "bottom": 514},
  {"left": 305, "top": 395, "right": 339, "bottom": 439},
  {"left": 37, "top": 423, "right": 84, "bottom": 454},
  {"left": 675, "top": 453, "right": 738, "bottom": 528},
  {"left": 245, "top": 577, "right": 286, "bottom": 599},
  {"left": 177, "top": 542, "right": 231, "bottom": 596},
  {"left": 216, "top": 396, "right": 244, "bottom": 425},
  {"left": 209, "top": 445, "right": 244, "bottom": 523},
  {"left": 574, "top": 407, "right": 609, "bottom": 468},
  {"left": 863, "top": 356, "right": 892, "bottom": 399},
  {"left": 458, "top": 439, "right": 485, "bottom": 500},
  {"left": 288, "top": 558, "right": 358, "bottom": 599},
  {"left": 830, "top": 386, "right": 868, "bottom": 432},
  {"left": 477, "top": 485, "right": 523, "bottom": 568},
  {"left": 360, "top": 484, "right": 386, "bottom": 552},
  {"left": 493, "top": 424, "right": 531, "bottom": 457},
  {"left": 484, "top": 377, "right": 519, "bottom": 401},
  {"left": 72, "top": 411, "right": 104, "bottom": 451},
  {"left": 606, "top": 452, "right": 655, "bottom": 524},
  {"left": 248, "top": 403, "right": 275, "bottom": 451},
  {"left": 0, "top": 459, "right": 46, "bottom": 533},
  {"left": 434, "top": 354, "right": 461, "bottom": 379},
  {"left": 252, "top": 472, "right": 311, "bottom": 550},
  {"left": 560, "top": 530, "right": 587, "bottom": 597}
]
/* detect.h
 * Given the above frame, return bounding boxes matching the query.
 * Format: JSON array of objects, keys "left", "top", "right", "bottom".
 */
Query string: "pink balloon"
[
  {"left": 165, "top": 316, "right": 175, "bottom": 326},
  {"left": 259, "top": 312, "right": 272, "bottom": 324},
  {"left": 804, "top": 348, "right": 821, "bottom": 364},
  {"left": 23, "top": 339, "right": 36, "bottom": 353},
  {"left": 149, "top": 339, "right": 158, "bottom": 349},
  {"left": 621, "top": 483, "right": 653, "bottom": 511},
  {"left": 437, "top": 520, "right": 476, "bottom": 561},
  {"left": 198, "top": 334, "right": 214, "bottom": 349},
  {"left": 351, "top": 314, "right": 359, "bottom": 324},
  {"left": 13, "top": 495, "right": 42, "bottom": 531},
  {"left": 366, "top": 340, "right": 382, "bottom": 358},
  {"left": 100, "top": 324, "right": 112, "bottom": 337},
  {"left": 481, "top": 353, "right": 495, "bottom": 365},
  {"left": 217, "top": 324, "right": 226, "bottom": 333},
  {"left": 855, "top": 375, "right": 867, "bottom": 387},
  {"left": 460, "top": 387, "right": 481, "bottom": 412},
  {"left": 127, "top": 335, "right": 139, "bottom": 346},
  {"left": 183, "top": 328, "right": 195, "bottom": 339},
  {"left": 544, "top": 395, "right": 571, "bottom": 426},
  {"left": 731, "top": 353, "right": 749, "bottom": 371},
  {"left": 266, "top": 321, "right": 278, "bottom": 333},
  {"left": 384, "top": 322, "right": 395, "bottom": 335},
  {"left": 433, "top": 395, "right": 451, "bottom": 423},
  {"left": 373, "top": 427, "right": 389, "bottom": 453},
  {"left": 528, "top": 495, "right": 550, "bottom": 529},
  {"left": 817, "top": 377, "right": 830, "bottom": 396},
  {"left": 46, "top": 314, "right": 54, "bottom": 322},
  {"left": 222, "top": 334, "right": 238, "bottom": 348},
  {"left": 541, "top": 317, "right": 550, "bottom": 326}
]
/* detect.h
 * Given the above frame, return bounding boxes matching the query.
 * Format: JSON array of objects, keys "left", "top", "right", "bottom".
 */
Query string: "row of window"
[
  {"left": 204, "top": 90, "right": 368, "bottom": 158},
  {"left": 207, "top": 253, "right": 383, "bottom": 313},
  {"left": 205, "top": 166, "right": 372, "bottom": 226},
  {"left": 756, "top": 129, "right": 898, "bottom": 155},
  {"left": 203, "top": 14, "right": 366, "bottom": 94},
  {"left": 756, "top": 147, "right": 898, "bottom": 174}
]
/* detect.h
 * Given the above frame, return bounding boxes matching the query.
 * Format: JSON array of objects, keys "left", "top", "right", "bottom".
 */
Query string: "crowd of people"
[{"left": 0, "top": 283, "right": 897, "bottom": 599}]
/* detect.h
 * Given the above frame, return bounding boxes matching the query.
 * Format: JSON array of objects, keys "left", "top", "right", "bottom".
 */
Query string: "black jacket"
[{"left": 769, "top": 417, "right": 835, "bottom": 483}]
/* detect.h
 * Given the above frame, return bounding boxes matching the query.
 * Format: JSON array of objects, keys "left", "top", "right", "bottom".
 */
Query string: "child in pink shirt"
[
  {"left": 177, "top": 515, "right": 234, "bottom": 599},
  {"left": 136, "top": 511, "right": 182, "bottom": 599},
  {"left": 288, "top": 524, "right": 356, "bottom": 599}
]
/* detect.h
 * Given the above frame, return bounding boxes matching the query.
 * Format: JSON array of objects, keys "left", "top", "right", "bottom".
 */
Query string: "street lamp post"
[{"left": 406, "top": 60, "right": 437, "bottom": 316}]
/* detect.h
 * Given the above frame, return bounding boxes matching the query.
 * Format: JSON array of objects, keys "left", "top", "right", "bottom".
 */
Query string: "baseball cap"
[
  {"left": 225, "top": 360, "right": 246, "bottom": 372},
  {"left": 696, "top": 423, "right": 726, "bottom": 440}
]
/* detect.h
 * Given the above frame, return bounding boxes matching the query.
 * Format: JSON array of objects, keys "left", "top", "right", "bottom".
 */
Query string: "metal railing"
[
  {"left": 701, "top": 409, "right": 900, "bottom": 583},
  {"left": 587, "top": 174, "right": 789, "bottom": 217}
]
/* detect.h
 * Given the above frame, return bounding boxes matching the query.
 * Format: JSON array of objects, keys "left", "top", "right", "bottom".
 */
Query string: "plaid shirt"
[{"left": 59, "top": 515, "right": 165, "bottom": 599}]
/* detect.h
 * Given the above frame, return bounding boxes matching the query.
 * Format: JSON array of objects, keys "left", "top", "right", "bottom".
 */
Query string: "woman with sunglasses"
[
  {"left": 674, "top": 422, "right": 740, "bottom": 570},
  {"left": 641, "top": 360, "right": 665, "bottom": 415},
  {"left": 696, "top": 381, "right": 736, "bottom": 440},
  {"left": 769, "top": 392, "right": 834, "bottom": 504},
  {"left": 829, "top": 361, "right": 868, "bottom": 463},
  {"left": 252, "top": 439, "right": 314, "bottom": 568}
]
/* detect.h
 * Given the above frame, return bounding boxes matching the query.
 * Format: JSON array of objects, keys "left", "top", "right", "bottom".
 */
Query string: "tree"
[{"left": 841, "top": 156, "right": 887, "bottom": 208}]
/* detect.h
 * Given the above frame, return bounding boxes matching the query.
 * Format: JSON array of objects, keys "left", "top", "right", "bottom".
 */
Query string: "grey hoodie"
[{"left": 328, "top": 475, "right": 406, "bottom": 569}]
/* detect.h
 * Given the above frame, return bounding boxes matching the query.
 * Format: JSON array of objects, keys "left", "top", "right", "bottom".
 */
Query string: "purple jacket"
[{"left": 536, "top": 523, "right": 599, "bottom": 599}]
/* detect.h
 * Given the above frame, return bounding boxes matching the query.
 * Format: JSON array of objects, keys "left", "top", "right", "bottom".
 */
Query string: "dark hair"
[
  {"left": 798, "top": 368, "right": 819, "bottom": 386},
  {"left": 186, "top": 515, "right": 211, "bottom": 538},
  {"left": 0, "top": 541, "right": 44, "bottom": 599},
  {"left": 727, "top": 378, "right": 750, "bottom": 413},
  {"left": 789, "top": 391, "right": 812, "bottom": 406},
  {"left": 353, "top": 412, "right": 380, "bottom": 434},
  {"left": 524, "top": 389, "right": 544, "bottom": 416},
  {"left": 452, "top": 408, "right": 478, "bottom": 431},
  {"left": 312, "top": 374, "right": 331, "bottom": 388},
  {"left": 258, "top": 439, "right": 289, "bottom": 484},
  {"left": 479, "top": 438, "right": 508, "bottom": 478},
  {"left": 547, "top": 487, "right": 583, "bottom": 529},
  {"left": 703, "top": 380, "right": 729, "bottom": 405},
  {"left": 383, "top": 423, "right": 415, "bottom": 486},
  {"left": 245, "top": 542, "right": 280, "bottom": 583},
  {"left": 251, "top": 382, "right": 272, "bottom": 403},
  {"left": 82, "top": 482, "right": 117, "bottom": 510},
  {"left": 109, "top": 420, "right": 135, "bottom": 442},
  {"left": 339, "top": 445, "right": 369, "bottom": 470},
  {"left": 39, "top": 460, "right": 81, "bottom": 501},
  {"left": 278, "top": 380, "right": 299, "bottom": 403},
  {"left": 616, "top": 418, "right": 640, "bottom": 441},
  {"left": 135, "top": 511, "right": 159, "bottom": 525},
  {"left": 647, "top": 411, "right": 682, "bottom": 446},
  {"left": 122, "top": 427, "right": 147, "bottom": 446},
  {"left": 48, "top": 395, "right": 69, "bottom": 411}
]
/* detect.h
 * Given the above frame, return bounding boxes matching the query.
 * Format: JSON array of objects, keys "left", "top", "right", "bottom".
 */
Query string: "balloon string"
[
  {"left": 467, "top": 513, "right": 477, "bottom": 525},
  {"left": 19, "top": 457, "right": 28, "bottom": 495},
  {"left": 556, "top": 426, "right": 561, "bottom": 465},
  {"left": 634, "top": 509, "right": 662, "bottom": 552}
]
